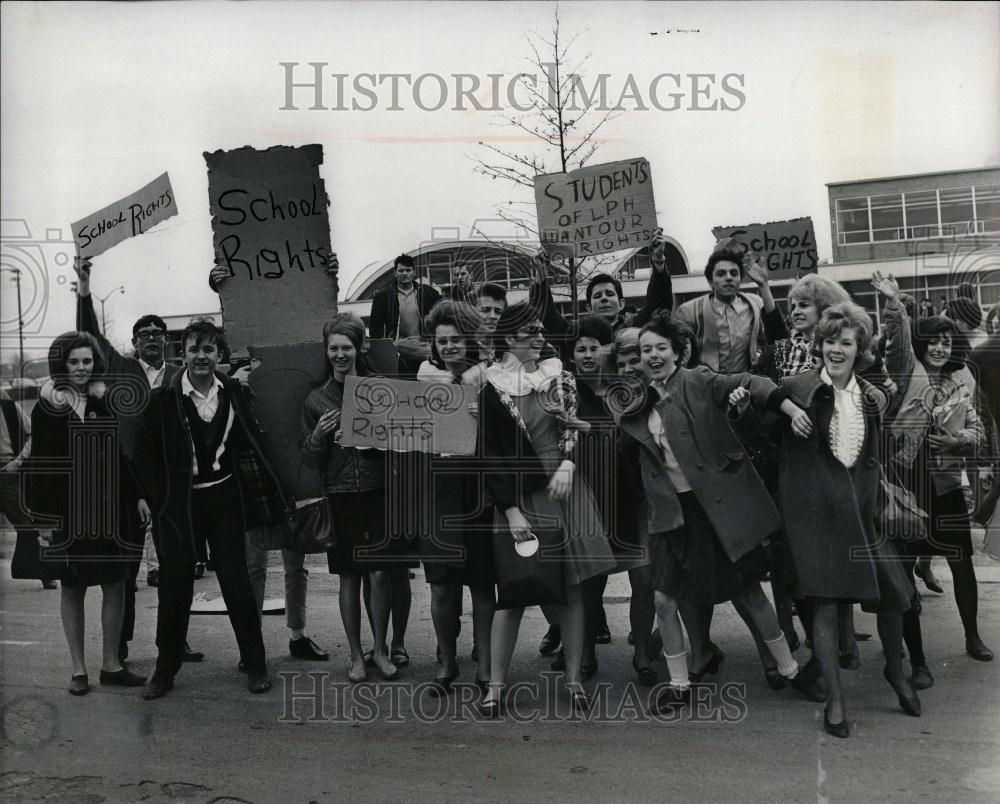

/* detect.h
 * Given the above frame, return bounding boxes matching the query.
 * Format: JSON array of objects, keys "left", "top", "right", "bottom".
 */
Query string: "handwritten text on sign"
[
  {"left": 712, "top": 217, "right": 818, "bottom": 279},
  {"left": 534, "top": 158, "right": 657, "bottom": 259},
  {"left": 205, "top": 144, "right": 336, "bottom": 354},
  {"left": 339, "top": 376, "right": 477, "bottom": 456},
  {"left": 72, "top": 172, "right": 177, "bottom": 257}
]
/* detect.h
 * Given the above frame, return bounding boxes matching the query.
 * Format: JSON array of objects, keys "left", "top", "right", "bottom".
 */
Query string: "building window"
[
  {"left": 836, "top": 197, "right": 870, "bottom": 245},
  {"left": 870, "top": 193, "right": 904, "bottom": 241},
  {"left": 939, "top": 186, "right": 975, "bottom": 236},
  {"left": 903, "top": 190, "right": 938, "bottom": 238},
  {"left": 975, "top": 184, "right": 1000, "bottom": 233}
]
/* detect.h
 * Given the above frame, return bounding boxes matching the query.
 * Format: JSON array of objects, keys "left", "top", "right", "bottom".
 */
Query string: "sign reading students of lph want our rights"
[
  {"left": 71, "top": 172, "right": 177, "bottom": 257},
  {"left": 534, "top": 158, "right": 657, "bottom": 260},
  {"left": 338, "top": 376, "right": 478, "bottom": 456},
  {"left": 712, "top": 217, "right": 819, "bottom": 279},
  {"left": 205, "top": 144, "right": 336, "bottom": 355}
]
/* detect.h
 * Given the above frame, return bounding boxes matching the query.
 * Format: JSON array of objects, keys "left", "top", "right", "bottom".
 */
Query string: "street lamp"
[
  {"left": 98, "top": 286, "right": 125, "bottom": 335},
  {"left": 0, "top": 266, "right": 25, "bottom": 383}
]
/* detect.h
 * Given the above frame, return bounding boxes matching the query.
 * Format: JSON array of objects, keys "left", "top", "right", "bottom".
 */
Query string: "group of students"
[{"left": 10, "top": 234, "right": 997, "bottom": 739}]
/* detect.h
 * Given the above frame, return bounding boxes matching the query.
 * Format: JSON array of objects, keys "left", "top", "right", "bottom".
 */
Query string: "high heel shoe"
[
  {"left": 883, "top": 667, "right": 921, "bottom": 717},
  {"left": 479, "top": 688, "right": 503, "bottom": 718},
  {"left": 823, "top": 705, "right": 849, "bottom": 738},
  {"left": 569, "top": 688, "right": 592, "bottom": 714},
  {"left": 632, "top": 655, "right": 658, "bottom": 687}
]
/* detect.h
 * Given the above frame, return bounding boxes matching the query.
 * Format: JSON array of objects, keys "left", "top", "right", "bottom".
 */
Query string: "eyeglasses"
[
  {"left": 135, "top": 331, "right": 165, "bottom": 341},
  {"left": 516, "top": 326, "right": 543, "bottom": 337}
]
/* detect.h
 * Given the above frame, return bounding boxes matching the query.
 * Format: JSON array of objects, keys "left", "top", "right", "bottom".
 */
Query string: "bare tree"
[{"left": 472, "top": 8, "right": 622, "bottom": 317}]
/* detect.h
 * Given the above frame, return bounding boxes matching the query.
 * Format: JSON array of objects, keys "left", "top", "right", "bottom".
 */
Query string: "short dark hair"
[
  {"left": 394, "top": 254, "right": 415, "bottom": 270},
  {"left": 585, "top": 273, "right": 623, "bottom": 305},
  {"left": 912, "top": 314, "right": 968, "bottom": 374},
  {"left": 704, "top": 250, "right": 744, "bottom": 284},
  {"left": 132, "top": 314, "right": 167, "bottom": 339},
  {"left": 47, "top": 331, "right": 106, "bottom": 387},
  {"left": 574, "top": 314, "right": 613, "bottom": 347},
  {"left": 425, "top": 301, "right": 482, "bottom": 370},
  {"left": 181, "top": 318, "right": 228, "bottom": 362},
  {"left": 638, "top": 309, "right": 687, "bottom": 357},
  {"left": 493, "top": 301, "right": 542, "bottom": 359},
  {"left": 477, "top": 282, "right": 507, "bottom": 306}
]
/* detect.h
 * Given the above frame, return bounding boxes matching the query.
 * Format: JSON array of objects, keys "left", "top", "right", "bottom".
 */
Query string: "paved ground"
[{"left": 1, "top": 530, "right": 998, "bottom": 804}]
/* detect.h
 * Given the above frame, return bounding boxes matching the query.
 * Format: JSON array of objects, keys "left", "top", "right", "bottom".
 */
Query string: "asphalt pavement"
[{"left": 1, "top": 530, "right": 998, "bottom": 804}]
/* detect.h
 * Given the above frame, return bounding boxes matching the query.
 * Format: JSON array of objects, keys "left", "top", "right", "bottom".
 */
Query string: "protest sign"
[
  {"left": 711, "top": 217, "right": 819, "bottom": 279},
  {"left": 205, "top": 144, "right": 336, "bottom": 354},
  {"left": 72, "top": 172, "right": 177, "bottom": 257},
  {"left": 339, "top": 375, "right": 477, "bottom": 456},
  {"left": 534, "top": 157, "right": 657, "bottom": 260}
]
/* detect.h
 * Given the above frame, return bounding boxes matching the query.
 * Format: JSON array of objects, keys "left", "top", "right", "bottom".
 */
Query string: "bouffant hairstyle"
[
  {"left": 574, "top": 314, "right": 614, "bottom": 347},
  {"left": 787, "top": 274, "right": 851, "bottom": 315},
  {"left": 47, "top": 331, "right": 105, "bottom": 387},
  {"left": 813, "top": 301, "right": 875, "bottom": 373},
  {"left": 912, "top": 314, "right": 968, "bottom": 375},
  {"left": 322, "top": 313, "right": 370, "bottom": 377},
  {"left": 424, "top": 301, "right": 482, "bottom": 370},
  {"left": 493, "top": 301, "right": 542, "bottom": 359}
]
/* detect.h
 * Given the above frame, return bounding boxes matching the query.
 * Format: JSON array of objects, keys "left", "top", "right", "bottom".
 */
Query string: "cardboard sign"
[
  {"left": 71, "top": 172, "right": 177, "bottom": 257},
  {"left": 711, "top": 217, "right": 819, "bottom": 279},
  {"left": 246, "top": 341, "right": 330, "bottom": 500},
  {"left": 339, "top": 375, "right": 477, "bottom": 455},
  {"left": 205, "top": 144, "right": 337, "bottom": 354},
  {"left": 534, "top": 157, "right": 657, "bottom": 259}
]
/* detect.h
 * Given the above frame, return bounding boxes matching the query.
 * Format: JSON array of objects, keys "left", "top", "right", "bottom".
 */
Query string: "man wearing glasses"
[{"left": 74, "top": 257, "right": 204, "bottom": 665}]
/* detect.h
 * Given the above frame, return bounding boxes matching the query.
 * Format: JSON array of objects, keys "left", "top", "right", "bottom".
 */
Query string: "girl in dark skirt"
[
  {"left": 779, "top": 301, "right": 919, "bottom": 738},
  {"left": 415, "top": 301, "right": 496, "bottom": 693},
  {"left": 875, "top": 271, "right": 991, "bottom": 689},
  {"left": 27, "top": 332, "right": 148, "bottom": 695},
  {"left": 619, "top": 312, "right": 825, "bottom": 711},
  {"left": 301, "top": 314, "right": 405, "bottom": 683}
]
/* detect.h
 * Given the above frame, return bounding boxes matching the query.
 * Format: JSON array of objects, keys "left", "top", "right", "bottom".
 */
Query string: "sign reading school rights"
[
  {"left": 71, "top": 172, "right": 177, "bottom": 257},
  {"left": 534, "top": 158, "right": 657, "bottom": 259},
  {"left": 712, "top": 217, "right": 818, "bottom": 280},
  {"left": 339, "top": 376, "right": 478, "bottom": 456},
  {"left": 205, "top": 144, "right": 336, "bottom": 354}
]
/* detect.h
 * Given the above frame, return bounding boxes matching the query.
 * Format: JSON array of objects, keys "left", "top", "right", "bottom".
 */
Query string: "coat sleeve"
[
  {"left": 368, "top": 291, "right": 388, "bottom": 339},
  {"left": 528, "top": 277, "right": 572, "bottom": 338},
  {"left": 479, "top": 387, "right": 519, "bottom": 512},
  {"left": 133, "top": 391, "right": 166, "bottom": 506},
  {"left": 633, "top": 267, "right": 674, "bottom": 327},
  {"left": 77, "top": 292, "right": 138, "bottom": 387},
  {"left": 882, "top": 302, "right": 917, "bottom": 389},
  {"left": 708, "top": 369, "right": 786, "bottom": 414},
  {"left": 761, "top": 304, "right": 789, "bottom": 343},
  {"left": 300, "top": 394, "right": 332, "bottom": 470}
]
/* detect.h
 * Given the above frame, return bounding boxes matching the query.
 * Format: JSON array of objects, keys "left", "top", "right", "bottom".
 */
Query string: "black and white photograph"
[{"left": 1, "top": 1, "right": 998, "bottom": 801}]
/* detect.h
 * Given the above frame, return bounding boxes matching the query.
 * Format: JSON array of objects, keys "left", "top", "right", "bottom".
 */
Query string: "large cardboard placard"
[
  {"left": 712, "top": 217, "right": 818, "bottom": 279},
  {"left": 534, "top": 157, "right": 656, "bottom": 259},
  {"left": 339, "top": 375, "right": 477, "bottom": 455},
  {"left": 205, "top": 144, "right": 336, "bottom": 354},
  {"left": 72, "top": 172, "right": 177, "bottom": 257}
]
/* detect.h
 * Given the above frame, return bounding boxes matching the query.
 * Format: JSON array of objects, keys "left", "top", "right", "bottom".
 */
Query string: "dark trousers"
[
  {"left": 118, "top": 528, "right": 143, "bottom": 660},
  {"left": 154, "top": 480, "right": 265, "bottom": 678}
]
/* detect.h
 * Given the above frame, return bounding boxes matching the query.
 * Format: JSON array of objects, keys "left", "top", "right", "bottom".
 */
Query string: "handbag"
[
  {"left": 285, "top": 497, "right": 337, "bottom": 554},
  {"left": 878, "top": 468, "right": 928, "bottom": 542},
  {"left": 492, "top": 526, "right": 566, "bottom": 610},
  {"left": 10, "top": 532, "right": 71, "bottom": 582}
]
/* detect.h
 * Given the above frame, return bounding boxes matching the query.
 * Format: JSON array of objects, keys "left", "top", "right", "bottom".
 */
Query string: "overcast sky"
[{"left": 2, "top": 0, "right": 998, "bottom": 355}]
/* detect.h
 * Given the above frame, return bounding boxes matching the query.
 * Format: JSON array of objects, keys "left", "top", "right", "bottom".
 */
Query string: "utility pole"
[
  {"left": 98, "top": 286, "right": 125, "bottom": 335},
  {"left": 1, "top": 267, "right": 25, "bottom": 383}
]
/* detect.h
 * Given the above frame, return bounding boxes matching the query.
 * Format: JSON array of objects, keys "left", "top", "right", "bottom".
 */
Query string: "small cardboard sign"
[
  {"left": 72, "top": 172, "right": 177, "bottom": 257},
  {"left": 339, "top": 375, "right": 477, "bottom": 455},
  {"left": 711, "top": 217, "right": 818, "bottom": 279},
  {"left": 534, "top": 157, "right": 657, "bottom": 260},
  {"left": 205, "top": 144, "right": 337, "bottom": 355}
]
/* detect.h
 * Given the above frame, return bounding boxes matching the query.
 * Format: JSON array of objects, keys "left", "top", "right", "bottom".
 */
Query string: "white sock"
[
  {"left": 663, "top": 651, "right": 690, "bottom": 689},
  {"left": 291, "top": 629, "right": 305, "bottom": 641},
  {"left": 764, "top": 634, "right": 799, "bottom": 678}
]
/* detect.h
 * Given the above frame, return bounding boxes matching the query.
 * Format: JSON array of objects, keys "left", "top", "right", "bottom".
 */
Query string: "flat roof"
[{"left": 826, "top": 166, "right": 1000, "bottom": 188}]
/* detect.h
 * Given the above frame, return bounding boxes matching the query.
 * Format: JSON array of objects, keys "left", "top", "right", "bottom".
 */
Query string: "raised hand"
[
  {"left": 871, "top": 270, "right": 900, "bottom": 300},
  {"left": 73, "top": 255, "right": 92, "bottom": 295},
  {"left": 743, "top": 253, "right": 768, "bottom": 287},
  {"left": 209, "top": 264, "right": 232, "bottom": 292},
  {"left": 650, "top": 228, "right": 667, "bottom": 272}
]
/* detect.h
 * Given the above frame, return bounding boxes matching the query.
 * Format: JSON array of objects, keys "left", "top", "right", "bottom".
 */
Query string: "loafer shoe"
[
  {"left": 100, "top": 668, "right": 147, "bottom": 687},
  {"left": 289, "top": 636, "right": 330, "bottom": 661},
  {"left": 183, "top": 642, "right": 204, "bottom": 662},
  {"left": 68, "top": 674, "right": 89, "bottom": 696},
  {"left": 247, "top": 667, "right": 272, "bottom": 694},
  {"left": 910, "top": 664, "right": 935, "bottom": 690},
  {"left": 142, "top": 674, "right": 174, "bottom": 700},
  {"left": 538, "top": 626, "right": 561, "bottom": 656}
]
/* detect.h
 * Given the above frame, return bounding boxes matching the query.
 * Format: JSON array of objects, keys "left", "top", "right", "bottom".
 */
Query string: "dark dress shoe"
[
  {"left": 550, "top": 650, "right": 566, "bottom": 671},
  {"left": 479, "top": 698, "right": 502, "bottom": 718},
  {"left": 966, "top": 635, "right": 994, "bottom": 661},
  {"left": 653, "top": 685, "right": 690, "bottom": 714},
  {"left": 570, "top": 690, "right": 592, "bottom": 713},
  {"left": 789, "top": 667, "right": 827, "bottom": 702},
  {"left": 786, "top": 630, "right": 801, "bottom": 653},
  {"left": 595, "top": 612, "right": 611, "bottom": 645},
  {"left": 883, "top": 667, "right": 921, "bottom": 716},
  {"left": 839, "top": 650, "right": 861, "bottom": 671},
  {"left": 539, "top": 625, "right": 561, "bottom": 656},
  {"left": 764, "top": 667, "right": 786, "bottom": 690},
  {"left": 910, "top": 664, "right": 934, "bottom": 690},
  {"left": 142, "top": 674, "right": 174, "bottom": 700},
  {"left": 193, "top": 562, "right": 206, "bottom": 580},
  {"left": 915, "top": 559, "right": 944, "bottom": 594},
  {"left": 42, "top": 579, "right": 58, "bottom": 590},
  {"left": 290, "top": 636, "right": 330, "bottom": 661},
  {"left": 100, "top": 668, "right": 147, "bottom": 687},
  {"left": 429, "top": 669, "right": 459, "bottom": 697},
  {"left": 146, "top": 569, "right": 160, "bottom": 587},
  {"left": 68, "top": 674, "right": 89, "bottom": 696},
  {"left": 690, "top": 651, "right": 723, "bottom": 682},
  {"left": 823, "top": 705, "right": 850, "bottom": 738},
  {"left": 183, "top": 643, "right": 204, "bottom": 662},
  {"left": 633, "top": 655, "right": 658, "bottom": 687},
  {"left": 247, "top": 667, "right": 272, "bottom": 694}
]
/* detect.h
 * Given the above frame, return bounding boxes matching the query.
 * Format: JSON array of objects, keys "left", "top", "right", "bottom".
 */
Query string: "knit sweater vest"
[{"left": 181, "top": 391, "right": 236, "bottom": 486}]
